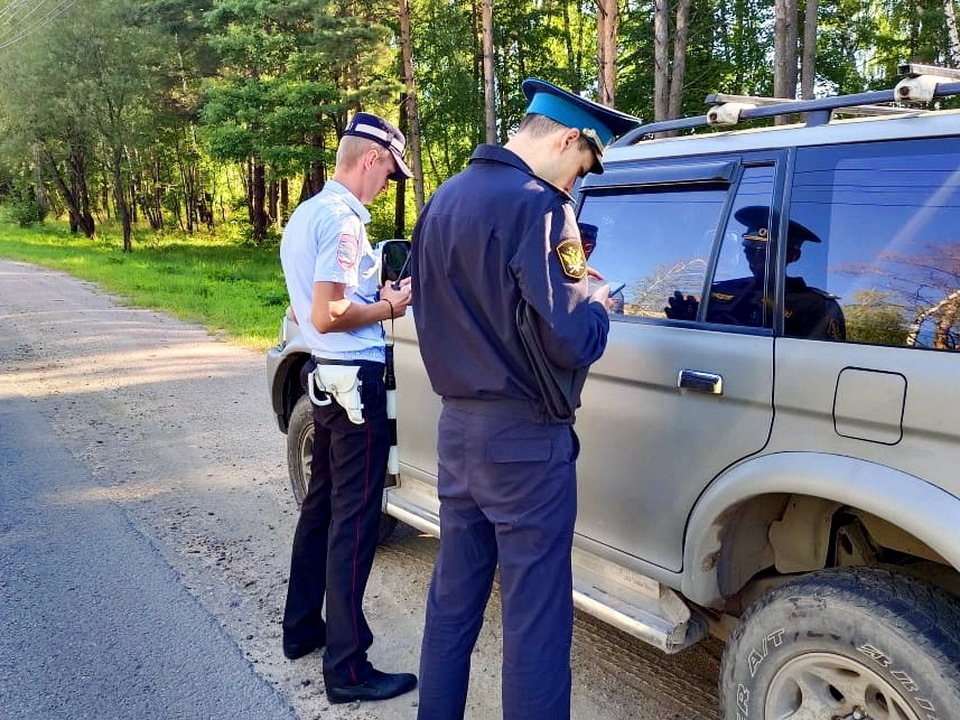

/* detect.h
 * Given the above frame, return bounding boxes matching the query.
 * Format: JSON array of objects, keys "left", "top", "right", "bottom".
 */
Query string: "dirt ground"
[{"left": 0, "top": 257, "right": 722, "bottom": 719}]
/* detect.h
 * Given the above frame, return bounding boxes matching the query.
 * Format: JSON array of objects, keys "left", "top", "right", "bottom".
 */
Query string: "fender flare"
[
  {"left": 268, "top": 341, "right": 311, "bottom": 429},
  {"left": 680, "top": 451, "right": 960, "bottom": 607}
]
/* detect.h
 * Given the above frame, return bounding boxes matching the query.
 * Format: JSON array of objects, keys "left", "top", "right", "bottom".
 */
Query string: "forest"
[{"left": 0, "top": 0, "right": 958, "bottom": 248}]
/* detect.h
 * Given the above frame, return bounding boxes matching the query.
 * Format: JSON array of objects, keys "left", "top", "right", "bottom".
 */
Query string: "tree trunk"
[
  {"left": 31, "top": 144, "right": 50, "bottom": 213},
  {"left": 111, "top": 152, "right": 132, "bottom": 252},
  {"left": 280, "top": 178, "right": 289, "bottom": 225},
  {"left": 395, "top": 96, "right": 409, "bottom": 239},
  {"left": 249, "top": 157, "right": 267, "bottom": 244},
  {"left": 201, "top": 191, "right": 214, "bottom": 230},
  {"left": 72, "top": 161, "right": 92, "bottom": 234},
  {"left": 653, "top": 0, "right": 669, "bottom": 121},
  {"left": 561, "top": 1, "right": 579, "bottom": 85},
  {"left": 172, "top": 194, "right": 185, "bottom": 233},
  {"left": 934, "top": 297, "right": 959, "bottom": 349},
  {"left": 174, "top": 132, "right": 197, "bottom": 234},
  {"left": 667, "top": 0, "right": 692, "bottom": 121},
  {"left": 801, "top": 0, "right": 818, "bottom": 99},
  {"left": 597, "top": 0, "right": 617, "bottom": 106},
  {"left": 399, "top": 0, "right": 425, "bottom": 211},
  {"left": 394, "top": 173, "right": 406, "bottom": 240},
  {"left": 44, "top": 152, "right": 81, "bottom": 229},
  {"left": 40, "top": 143, "right": 95, "bottom": 238},
  {"left": 66, "top": 128, "right": 96, "bottom": 236},
  {"left": 300, "top": 131, "right": 327, "bottom": 205},
  {"left": 482, "top": 0, "right": 496, "bottom": 144},
  {"left": 946, "top": 0, "right": 960, "bottom": 68},
  {"left": 774, "top": 0, "right": 799, "bottom": 124},
  {"left": 142, "top": 159, "right": 163, "bottom": 231},
  {"left": 268, "top": 177, "right": 279, "bottom": 227},
  {"left": 774, "top": 0, "right": 799, "bottom": 96}
]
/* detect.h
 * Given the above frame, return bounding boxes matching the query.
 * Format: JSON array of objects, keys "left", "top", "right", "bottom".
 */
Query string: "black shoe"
[
  {"left": 326, "top": 669, "right": 418, "bottom": 704},
  {"left": 282, "top": 634, "right": 325, "bottom": 660}
]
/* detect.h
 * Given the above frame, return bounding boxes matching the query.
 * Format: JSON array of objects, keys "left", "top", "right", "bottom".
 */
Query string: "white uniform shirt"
[{"left": 280, "top": 180, "right": 385, "bottom": 362}]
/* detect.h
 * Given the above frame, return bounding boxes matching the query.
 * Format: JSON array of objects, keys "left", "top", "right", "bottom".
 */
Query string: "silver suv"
[{"left": 267, "top": 65, "right": 960, "bottom": 719}]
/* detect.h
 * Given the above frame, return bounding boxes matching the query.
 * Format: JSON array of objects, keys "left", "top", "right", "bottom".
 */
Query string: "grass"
[{"left": 0, "top": 214, "right": 289, "bottom": 350}]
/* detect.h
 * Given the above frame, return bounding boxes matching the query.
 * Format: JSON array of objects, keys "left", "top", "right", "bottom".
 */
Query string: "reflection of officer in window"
[
  {"left": 579, "top": 221, "right": 598, "bottom": 258},
  {"left": 579, "top": 221, "right": 624, "bottom": 313},
  {"left": 666, "top": 206, "right": 846, "bottom": 340}
]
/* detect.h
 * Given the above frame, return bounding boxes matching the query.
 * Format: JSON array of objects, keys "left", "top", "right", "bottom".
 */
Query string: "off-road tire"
[
  {"left": 720, "top": 567, "right": 960, "bottom": 720},
  {"left": 285, "top": 393, "right": 398, "bottom": 544}
]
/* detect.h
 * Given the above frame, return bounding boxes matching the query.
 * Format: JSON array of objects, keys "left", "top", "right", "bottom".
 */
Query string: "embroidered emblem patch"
[
  {"left": 556, "top": 238, "right": 587, "bottom": 280},
  {"left": 336, "top": 233, "right": 360, "bottom": 269}
]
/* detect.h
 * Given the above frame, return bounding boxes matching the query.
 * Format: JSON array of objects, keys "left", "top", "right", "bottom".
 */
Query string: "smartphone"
[
  {"left": 587, "top": 278, "right": 625, "bottom": 297},
  {"left": 391, "top": 252, "right": 412, "bottom": 290}
]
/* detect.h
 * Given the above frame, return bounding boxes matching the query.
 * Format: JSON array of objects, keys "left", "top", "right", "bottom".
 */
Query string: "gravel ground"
[{"left": 0, "top": 257, "right": 722, "bottom": 720}]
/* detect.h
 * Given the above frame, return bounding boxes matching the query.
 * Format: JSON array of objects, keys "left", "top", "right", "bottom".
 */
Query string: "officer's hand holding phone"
[
  {"left": 587, "top": 268, "right": 624, "bottom": 312},
  {"left": 380, "top": 277, "right": 413, "bottom": 318}
]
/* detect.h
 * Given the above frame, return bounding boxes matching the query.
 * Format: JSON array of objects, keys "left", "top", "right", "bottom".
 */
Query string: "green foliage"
[
  {"left": 1, "top": 0, "right": 959, "bottom": 241},
  {"left": 201, "top": 0, "right": 400, "bottom": 175},
  {"left": 0, "top": 168, "right": 47, "bottom": 227},
  {"left": 412, "top": 0, "right": 483, "bottom": 179},
  {"left": 845, "top": 290, "right": 910, "bottom": 346},
  {"left": 8, "top": 188, "right": 47, "bottom": 228}
]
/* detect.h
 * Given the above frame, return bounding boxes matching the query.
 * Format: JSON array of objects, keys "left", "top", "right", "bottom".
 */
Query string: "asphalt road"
[
  {"left": 0, "top": 257, "right": 722, "bottom": 720},
  {"left": 0, "top": 394, "right": 296, "bottom": 719}
]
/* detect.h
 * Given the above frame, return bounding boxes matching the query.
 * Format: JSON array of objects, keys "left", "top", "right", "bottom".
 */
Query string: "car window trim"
[{"left": 580, "top": 159, "right": 741, "bottom": 192}]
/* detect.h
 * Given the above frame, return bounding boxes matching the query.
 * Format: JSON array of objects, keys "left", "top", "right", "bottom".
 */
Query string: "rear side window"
[{"left": 792, "top": 138, "right": 960, "bottom": 350}]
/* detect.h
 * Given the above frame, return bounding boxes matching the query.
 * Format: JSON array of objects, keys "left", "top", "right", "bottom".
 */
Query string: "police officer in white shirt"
[{"left": 279, "top": 112, "right": 416, "bottom": 705}]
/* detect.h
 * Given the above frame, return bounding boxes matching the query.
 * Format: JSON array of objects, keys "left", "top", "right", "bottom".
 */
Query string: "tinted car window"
[
  {"left": 578, "top": 184, "right": 728, "bottom": 319},
  {"left": 792, "top": 139, "right": 960, "bottom": 349},
  {"left": 705, "top": 165, "right": 776, "bottom": 329}
]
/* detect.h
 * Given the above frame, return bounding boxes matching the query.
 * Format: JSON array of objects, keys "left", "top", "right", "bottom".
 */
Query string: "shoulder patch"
[
  {"left": 556, "top": 238, "right": 587, "bottom": 280},
  {"left": 336, "top": 233, "right": 360, "bottom": 269}
]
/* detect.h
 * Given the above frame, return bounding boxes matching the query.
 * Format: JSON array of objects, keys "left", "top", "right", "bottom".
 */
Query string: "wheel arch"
[
  {"left": 680, "top": 451, "right": 960, "bottom": 608},
  {"left": 271, "top": 347, "right": 310, "bottom": 433}
]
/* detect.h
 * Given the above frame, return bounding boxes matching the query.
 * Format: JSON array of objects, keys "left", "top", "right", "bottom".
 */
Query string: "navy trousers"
[
  {"left": 418, "top": 404, "right": 578, "bottom": 720},
  {"left": 283, "top": 360, "right": 388, "bottom": 687}
]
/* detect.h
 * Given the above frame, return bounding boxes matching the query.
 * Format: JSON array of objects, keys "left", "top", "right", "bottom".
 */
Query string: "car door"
[{"left": 573, "top": 153, "right": 784, "bottom": 572}]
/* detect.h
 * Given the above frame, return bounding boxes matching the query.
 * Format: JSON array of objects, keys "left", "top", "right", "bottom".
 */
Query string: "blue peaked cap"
[{"left": 522, "top": 78, "right": 641, "bottom": 174}]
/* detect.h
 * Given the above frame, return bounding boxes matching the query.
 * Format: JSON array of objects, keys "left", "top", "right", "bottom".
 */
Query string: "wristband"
[{"left": 382, "top": 297, "right": 395, "bottom": 320}]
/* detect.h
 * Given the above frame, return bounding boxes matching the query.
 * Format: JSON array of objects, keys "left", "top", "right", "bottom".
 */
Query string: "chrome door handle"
[{"left": 678, "top": 369, "right": 723, "bottom": 395}]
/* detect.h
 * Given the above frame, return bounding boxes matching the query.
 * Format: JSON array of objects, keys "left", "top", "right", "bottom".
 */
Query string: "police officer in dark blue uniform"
[
  {"left": 410, "top": 79, "right": 641, "bottom": 720},
  {"left": 666, "top": 206, "right": 846, "bottom": 340}
]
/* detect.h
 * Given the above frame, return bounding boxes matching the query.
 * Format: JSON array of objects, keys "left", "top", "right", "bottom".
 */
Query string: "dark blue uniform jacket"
[{"left": 411, "top": 145, "right": 609, "bottom": 416}]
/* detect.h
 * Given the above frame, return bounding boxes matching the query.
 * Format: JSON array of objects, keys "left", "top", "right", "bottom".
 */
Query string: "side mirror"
[{"left": 377, "top": 238, "right": 412, "bottom": 287}]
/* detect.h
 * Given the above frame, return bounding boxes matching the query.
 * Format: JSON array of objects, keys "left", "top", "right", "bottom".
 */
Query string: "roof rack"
[
  {"left": 614, "top": 63, "right": 960, "bottom": 147},
  {"left": 707, "top": 92, "right": 921, "bottom": 118}
]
